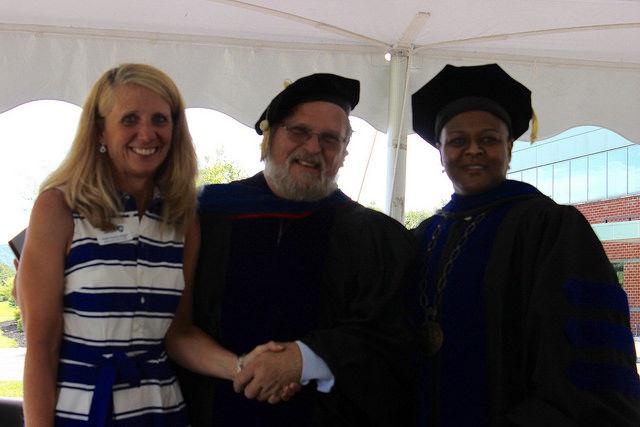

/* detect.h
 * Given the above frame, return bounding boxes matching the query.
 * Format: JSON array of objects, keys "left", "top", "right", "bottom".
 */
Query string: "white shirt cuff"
[{"left": 295, "top": 340, "right": 335, "bottom": 393}]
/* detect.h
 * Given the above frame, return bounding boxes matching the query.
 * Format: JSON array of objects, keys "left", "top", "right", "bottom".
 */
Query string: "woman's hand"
[{"left": 236, "top": 341, "right": 303, "bottom": 404}]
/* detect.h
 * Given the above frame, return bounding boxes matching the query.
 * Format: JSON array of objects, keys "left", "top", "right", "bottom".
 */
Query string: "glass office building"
[{"left": 507, "top": 126, "right": 640, "bottom": 204}]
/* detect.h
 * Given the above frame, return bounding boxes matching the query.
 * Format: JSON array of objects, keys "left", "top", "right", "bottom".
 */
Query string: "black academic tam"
[
  {"left": 255, "top": 73, "right": 360, "bottom": 135},
  {"left": 412, "top": 63, "right": 532, "bottom": 147}
]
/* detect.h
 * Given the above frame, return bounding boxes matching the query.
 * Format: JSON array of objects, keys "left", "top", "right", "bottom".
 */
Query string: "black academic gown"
[
  {"left": 179, "top": 173, "right": 418, "bottom": 427},
  {"left": 413, "top": 180, "right": 640, "bottom": 426}
]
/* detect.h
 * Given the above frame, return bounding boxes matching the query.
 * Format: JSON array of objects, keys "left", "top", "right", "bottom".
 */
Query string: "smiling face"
[
  {"left": 264, "top": 101, "right": 349, "bottom": 201},
  {"left": 438, "top": 110, "right": 513, "bottom": 196},
  {"left": 100, "top": 83, "right": 173, "bottom": 190}
]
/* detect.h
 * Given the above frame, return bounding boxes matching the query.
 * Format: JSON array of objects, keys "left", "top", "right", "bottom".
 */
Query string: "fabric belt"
[{"left": 59, "top": 342, "right": 164, "bottom": 427}]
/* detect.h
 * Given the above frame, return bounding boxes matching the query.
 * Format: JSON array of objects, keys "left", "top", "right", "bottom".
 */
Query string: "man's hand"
[
  {"left": 233, "top": 341, "right": 302, "bottom": 403},
  {"left": 273, "top": 382, "right": 301, "bottom": 404}
]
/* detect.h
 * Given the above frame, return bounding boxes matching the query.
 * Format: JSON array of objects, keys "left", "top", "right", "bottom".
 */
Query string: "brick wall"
[
  {"left": 601, "top": 241, "right": 640, "bottom": 261},
  {"left": 575, "top": 195, "right": 640, "bottom": 223},
  {"left": 574, "top": 195, "right": 640, "bottom": 330}
]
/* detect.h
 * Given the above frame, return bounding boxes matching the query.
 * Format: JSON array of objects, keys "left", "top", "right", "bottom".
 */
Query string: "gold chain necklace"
[{"left": 418, "top": 210, "right": 488, "bottom": 357}]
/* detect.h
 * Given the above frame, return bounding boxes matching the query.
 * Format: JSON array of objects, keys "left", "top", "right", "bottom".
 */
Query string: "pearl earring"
[{"left": 99, "top": 143, "right": 107, "bottom": 154}]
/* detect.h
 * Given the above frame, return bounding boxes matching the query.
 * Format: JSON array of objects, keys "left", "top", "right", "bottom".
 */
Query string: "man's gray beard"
[{"left": 264, "top": 152, "right": 338, "bottom": 202}]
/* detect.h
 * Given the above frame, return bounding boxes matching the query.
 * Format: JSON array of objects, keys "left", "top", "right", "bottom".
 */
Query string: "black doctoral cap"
[
  {"left": 254, "top": 73, "right": 360, "bottom": 135},
  {"left": 411, "top": 63, "right": 533, "bottom": 147}
]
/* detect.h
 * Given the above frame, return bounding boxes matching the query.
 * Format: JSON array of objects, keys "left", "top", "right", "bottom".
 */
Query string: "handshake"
[{"left": 232, "top": 341, "right": 303, "bottom": 404}]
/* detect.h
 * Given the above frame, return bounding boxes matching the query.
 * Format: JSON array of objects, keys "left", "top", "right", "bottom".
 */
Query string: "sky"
[{"left": 0, "top": 100, "right": 453, "bottom": 242}]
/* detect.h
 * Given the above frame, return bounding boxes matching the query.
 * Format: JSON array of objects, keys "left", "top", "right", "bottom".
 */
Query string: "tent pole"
[{"left": 385, "top": 48, "right": 410, "bottom": 222}]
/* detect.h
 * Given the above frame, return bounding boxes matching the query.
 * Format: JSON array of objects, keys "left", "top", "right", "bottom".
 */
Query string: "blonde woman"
[{"left": 18, "top": 64, "right": 282, "bottom": 426}]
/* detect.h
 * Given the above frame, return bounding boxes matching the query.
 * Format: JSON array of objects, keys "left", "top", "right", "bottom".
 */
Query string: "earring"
[{"left": 99, "top": 143, "right": 107, "bottom": 154}]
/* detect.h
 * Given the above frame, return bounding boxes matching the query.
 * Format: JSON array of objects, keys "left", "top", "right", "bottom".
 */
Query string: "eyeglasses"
[{"left": 279, "top": 124, "right": 346, "bottom": 150}]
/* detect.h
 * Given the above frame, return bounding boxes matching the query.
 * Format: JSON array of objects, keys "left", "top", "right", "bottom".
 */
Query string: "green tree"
[
  {"left": 362, "top": 200, "right": 382, "bottom": 213},
  {"left": 0, "top": 279, "right": 14, "bottom": 304},
  {"left": 0, "top": 263, "right": 16, "bottom": 305},
  {"left": 612, "top": 261, "right": 624, "bottom": 287},
  {"left": 0, "top": 262, "right": 13, "bottom": 287},
  {"left": 0, "top": 262, "right": 16, "bottom": 307},
  {"left": 197, "top": 159, "right": 246, "bottom": 186},
  {"left": 404, "top": 209, "right": 436, "bottom": 229}
]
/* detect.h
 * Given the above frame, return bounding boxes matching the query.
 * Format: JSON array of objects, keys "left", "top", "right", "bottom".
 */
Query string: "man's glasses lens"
[{"left": 283, "top": 125, "right": 343, "bottom": 149}]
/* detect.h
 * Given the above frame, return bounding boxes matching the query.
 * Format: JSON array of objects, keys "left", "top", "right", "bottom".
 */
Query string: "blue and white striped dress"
[{"left": 55, "top": 194, "right": 188, "bottom": 426}]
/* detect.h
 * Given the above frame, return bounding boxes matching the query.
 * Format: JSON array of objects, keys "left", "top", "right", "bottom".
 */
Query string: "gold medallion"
[{"left": 420, "top": 320, "right": 443, "bottom": 357}]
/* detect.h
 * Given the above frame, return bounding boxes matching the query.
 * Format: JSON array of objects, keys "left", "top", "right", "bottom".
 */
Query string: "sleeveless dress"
[{"left": 54, "top": 193, "right": 188, "bottom": 426}]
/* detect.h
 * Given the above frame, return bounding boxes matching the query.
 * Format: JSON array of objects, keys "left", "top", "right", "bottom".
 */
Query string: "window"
[
  {"left": 537, "top": 165, "right": 553, "bottom": 197},
  {"left": 570, "top": 157, "right": 588, "bottom": 203},
  {"left": 629, "top": 144, "right": 640, "bottom": 194},
  {"left": 588, "top": 152, "right": 606, "bottom": 200},
  {"left": 509, "top": 127, "right": 638, "bottom": 203},
  {"left": 607, "top": 148, "right": 627, "bottom": 198},
  {"left": 553, "top": 161, "right": 570, "bottom": 204},
  {"left": 522, "top": 168, "right": 537, "bottom": 187},
  {"left": 507, "top": 171, "right": 521, "bottom": 181},
  {"left": 510, "top": 146, "right": 536, "bottom": 171},
  {"left": 537, "top": 142, "right": 557, "bottom": 167}
]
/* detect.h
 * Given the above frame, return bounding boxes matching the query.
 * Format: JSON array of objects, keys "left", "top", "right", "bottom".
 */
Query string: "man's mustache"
[{"left": 287, "top": 150, "right": 325, "bottom": 172}]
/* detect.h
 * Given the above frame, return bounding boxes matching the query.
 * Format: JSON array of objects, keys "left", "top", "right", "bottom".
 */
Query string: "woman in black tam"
[{"left": 411, "top": 63, "right": 640, "bottom": 426}]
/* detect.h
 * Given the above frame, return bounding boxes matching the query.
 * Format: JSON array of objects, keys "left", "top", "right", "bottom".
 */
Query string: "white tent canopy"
[
  {"left": 2, "top": 0, "right": 639, "bottom": 139},
  {"left": 1, "top": 0, "right": 639, "bottom": 216}
]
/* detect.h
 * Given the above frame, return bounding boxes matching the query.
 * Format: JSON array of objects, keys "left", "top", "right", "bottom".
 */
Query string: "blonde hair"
[{"left": 41, "top": 63, "right": 197, "bottom": 231}]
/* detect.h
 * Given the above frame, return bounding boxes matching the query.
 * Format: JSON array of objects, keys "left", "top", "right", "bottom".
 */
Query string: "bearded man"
[{"left": 178, "top": 73, "right": 417, "bottom": 426}]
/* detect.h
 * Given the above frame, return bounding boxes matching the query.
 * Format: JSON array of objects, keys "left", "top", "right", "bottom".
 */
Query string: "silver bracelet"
[{"left": 235, "top": 353, "right": 246, "bottom": 373}]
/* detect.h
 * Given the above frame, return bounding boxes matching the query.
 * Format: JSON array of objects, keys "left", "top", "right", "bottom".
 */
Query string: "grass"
[
  {"left": 0, "top": 381, "right": 22, "bottom": 398},
  {"left": 0, "top": 300, "right": 17, "bottom": 322},
  {"left": 0, "top": 334, "right": 16, "bottom": 348},
  {"left": 0, "top": 300, "right": 19, "bottom": 348}
]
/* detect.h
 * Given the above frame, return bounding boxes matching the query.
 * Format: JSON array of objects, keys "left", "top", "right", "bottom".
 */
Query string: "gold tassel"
[
  {"left": 259, "top": 119, "right": 270, "bottom": 161},
  {"left": 530, "top": 109, "right": 538, "bottom": 144},
  {"left": 259, "top": 80, "right": 289, "bottom": 160}
]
